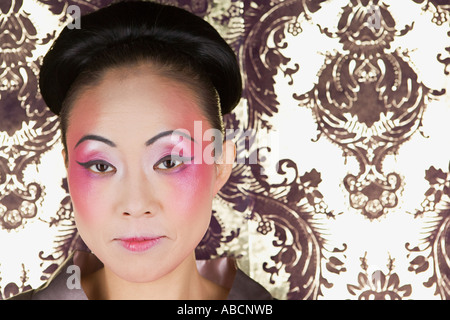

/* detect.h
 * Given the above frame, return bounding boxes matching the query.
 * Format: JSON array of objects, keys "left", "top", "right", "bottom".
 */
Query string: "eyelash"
[
  {"left": 76, "top": 160, "right": 116, "bottom": 175},
  {"left": 153, "top": 155, "right": 194, "bottom": 171},
  {"left": 76, "top": 155, "right": 194, "bottom": 175}
]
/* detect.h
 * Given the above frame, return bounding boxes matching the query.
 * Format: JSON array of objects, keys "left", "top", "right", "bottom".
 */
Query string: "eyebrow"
[
  {"left": 74, "top": 130, "right": 196, "bottom": 149},
  {"left": 145, "top": 130, "right": 197, "bottom": 146},
  {"left": 75, "top": 135, "right": 116, "bottom": 149}
]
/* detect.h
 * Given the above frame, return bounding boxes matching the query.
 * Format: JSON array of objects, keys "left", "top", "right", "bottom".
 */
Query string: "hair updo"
[{"left": 39, "top": 0, "right": 242, "bottom": 150}]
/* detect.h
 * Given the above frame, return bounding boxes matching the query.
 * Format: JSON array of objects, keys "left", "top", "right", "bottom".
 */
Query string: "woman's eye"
[
  {"left": 91, "top": 163, "right": 114, "bottom": 173},
  {"left": 155, "top": 156, "right": 190, "bottom": 171},
  {"left": 77, "top": 161, "right": 116, "bottom": 174}
]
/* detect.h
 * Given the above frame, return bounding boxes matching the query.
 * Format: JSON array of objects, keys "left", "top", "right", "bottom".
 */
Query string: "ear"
[
  {"left": 212, "top": 139, "right": 236, "bottom": 196},
  {"left": 62, "top": 148, "right": 69, "bottom": 170}
]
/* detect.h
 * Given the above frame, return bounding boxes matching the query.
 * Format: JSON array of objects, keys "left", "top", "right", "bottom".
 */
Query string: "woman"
[{"left": 10, "top": 1, "right": 272, "bottom": 300}]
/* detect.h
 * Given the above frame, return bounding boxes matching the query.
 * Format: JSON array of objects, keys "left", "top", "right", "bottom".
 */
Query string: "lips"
[{"left": 116, "top": 236, "right": 164, "bottom": 252}]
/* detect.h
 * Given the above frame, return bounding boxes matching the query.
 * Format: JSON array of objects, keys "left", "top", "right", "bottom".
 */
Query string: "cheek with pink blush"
[
  {"left": 67, "top": 161, "right": 99, "bottom": 221},
  {"left": 162, "top": 162, "right": 216, "bottom": 219},
  {"left": 67, "top": 147, "right": 115, "bottom": 222}
]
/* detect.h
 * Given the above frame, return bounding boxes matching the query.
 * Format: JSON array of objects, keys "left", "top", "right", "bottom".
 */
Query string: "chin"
[{"left": 112, "top": 260, "right": 176, "bottom": 284}]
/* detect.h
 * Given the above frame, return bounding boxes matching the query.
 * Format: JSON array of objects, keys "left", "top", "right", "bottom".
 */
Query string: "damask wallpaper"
[{"left": 0, "top": 0, "right": 449, "bottom": 300}]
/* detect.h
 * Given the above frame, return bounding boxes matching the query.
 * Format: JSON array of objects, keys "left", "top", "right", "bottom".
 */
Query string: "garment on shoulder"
[{"left": 8, "top": 251, "right": 272, "bottom": 300}]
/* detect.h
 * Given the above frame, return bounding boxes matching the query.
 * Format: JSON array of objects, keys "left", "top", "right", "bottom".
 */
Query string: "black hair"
[{"left": 39, "top": 0, "right": 242, "bottom": 150}]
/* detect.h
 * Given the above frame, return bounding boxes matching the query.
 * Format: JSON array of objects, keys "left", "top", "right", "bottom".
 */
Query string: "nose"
[{"left": 118, "top": 169, "right": 158, "bottom": 218}]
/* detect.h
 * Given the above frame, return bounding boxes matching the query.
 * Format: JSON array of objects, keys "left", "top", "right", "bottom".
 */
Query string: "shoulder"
[
  {"left": 6, "top": 289, "right": 34, "bottom": 300},
  {"left": 196, "top": 257, "right": 272, "bottom": 300},
  {"left": 227, "top": 268, "right": 273, "bottom": 300},
  {"left": 6, "top": 251, "right": 90, "bottom": 300}
]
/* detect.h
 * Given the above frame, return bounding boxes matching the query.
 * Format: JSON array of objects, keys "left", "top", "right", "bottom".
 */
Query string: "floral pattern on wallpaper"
[{"left": 0, "top": 0, "right": 449, "bottom": 299}]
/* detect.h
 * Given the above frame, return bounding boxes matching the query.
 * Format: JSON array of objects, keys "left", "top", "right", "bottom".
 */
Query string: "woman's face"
[{"left": 64, "top": 64, "right": 229, "bottom": 283}]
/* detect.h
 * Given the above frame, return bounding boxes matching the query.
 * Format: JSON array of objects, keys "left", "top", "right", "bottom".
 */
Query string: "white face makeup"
[{"left": 64, "top": 64, "right": 232, "bottom": 284}]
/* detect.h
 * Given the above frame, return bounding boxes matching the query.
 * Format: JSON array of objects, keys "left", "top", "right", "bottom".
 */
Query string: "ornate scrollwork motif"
[
  {"left": 0, "top": 0, "right": 448, "bottom": 300},
  {"left": 294, "top": 0, "right": 445, "bottom": 219}
]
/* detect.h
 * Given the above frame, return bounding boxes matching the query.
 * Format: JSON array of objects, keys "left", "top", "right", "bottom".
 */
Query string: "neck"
[{"left": 82, "top": 252, "right": 226, "bottom": 300}]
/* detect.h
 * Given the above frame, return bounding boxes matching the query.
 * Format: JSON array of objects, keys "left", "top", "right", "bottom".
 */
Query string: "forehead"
[{"left": 66, "top": 65, "right": 209, "bottom": 142}]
